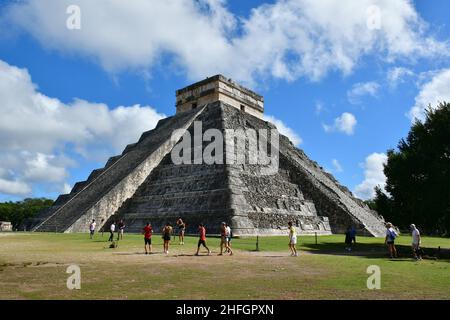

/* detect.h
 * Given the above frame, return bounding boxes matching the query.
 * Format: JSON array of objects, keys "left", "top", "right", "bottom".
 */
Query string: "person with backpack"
[{"left": 384, "top": 222, "right": 398, "bottom": 258}]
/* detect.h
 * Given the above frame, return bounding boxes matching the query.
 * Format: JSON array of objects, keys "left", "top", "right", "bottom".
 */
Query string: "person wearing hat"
[
  {"left": 384, "top": 222, "right": 398, "bottom": 259},
  {"left": 410, "top": 224, "right": 422, "bottom": 260}
]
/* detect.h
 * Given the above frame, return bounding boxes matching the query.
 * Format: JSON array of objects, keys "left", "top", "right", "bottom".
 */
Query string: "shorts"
[
  {"left": 290, "top": 236, "right": 297, "bottom": 245},
  {"left": 198, "top": 239, "right": 207, "bottom": 247},
  {"left": 144, "top": 238, "right": 152, "bottom": 245},
  {"left": 387, "top": 240, "right": 395, "bottom": 245},
  {"left": 163, "top": 234, "right": 171, "bottom": 241},
  {"left": 90, "top": 230, "right": 95, "bottom": 235}
]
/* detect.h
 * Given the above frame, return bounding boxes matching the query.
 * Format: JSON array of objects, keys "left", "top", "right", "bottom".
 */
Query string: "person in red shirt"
[
  {"left": 143, "top": 222, "right": 153, "bottom": 254},
  {"left": 195, "top": 223, "right": 211, "bottom": 256}
]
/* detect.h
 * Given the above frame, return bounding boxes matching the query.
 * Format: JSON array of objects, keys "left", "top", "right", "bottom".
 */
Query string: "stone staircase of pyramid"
[
  {"left": 31, "top": 106, "right": 204, "bottom": 232},
  {"left": 221, "top": 103, "right": 385, "bottom": 237}
]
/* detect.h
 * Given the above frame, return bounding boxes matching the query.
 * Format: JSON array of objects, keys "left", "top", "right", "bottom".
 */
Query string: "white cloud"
[
  {"left": 0, "top": 59, "right": 165, "bottom": 197},
  {"left": 264, "top": 115, "right": 303, "bottom": 146},
  {"left": 387, "top": 67, "right": 415, "bottom": 88},
  {"left": 0, "top": 179, "right": 32, "bottom": 197},
  {"left": 347, "top": 81, "right": 380, "bottom": 104},
  {"left": 323, "top": 112, "right": 357, "bottom": 135},
  {"left": 331, "top": 159, "right": 343, "bottom": 173},
  {"left": 61, "top": 183, "right": 72, "bottom": 194},
  {"left": 3, "top": 0, "right": 448, "bottom": 85},
  {"left": 409, "top": 68, "right": 450, "bottom": 122},
  {"left": 354, "top": 152, "right": 387, "bottom": 200}
]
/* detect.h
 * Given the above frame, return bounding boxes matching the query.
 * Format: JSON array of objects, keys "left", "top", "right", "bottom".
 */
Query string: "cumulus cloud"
[
  {"left": 323, "top": 112, "right": 357, "bottom": 135},
  {"left": 0, "top": 179, "right": 32, "bottom": 197},
  {"left": 354, "top": 152, "right": 388, "bottom": 200},
  {"left": 2, "top": 0, "right": 448, "bottom": 85},
  {"left": 347, "top": 81, "right": 380, "bottom": 104},
  {"left": 409, "top": 68, "right": 450, "bottom": 122},
  {"left": 0, "top": 59, "right": 165, "bottom": 197},
  {"left": 264, "top": 115, "right": 303, "bottom": 146}
]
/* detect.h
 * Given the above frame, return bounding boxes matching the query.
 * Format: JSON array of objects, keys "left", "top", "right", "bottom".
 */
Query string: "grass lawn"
[{"left": 0, "top": 232, "right": 449, "bottom": 300}]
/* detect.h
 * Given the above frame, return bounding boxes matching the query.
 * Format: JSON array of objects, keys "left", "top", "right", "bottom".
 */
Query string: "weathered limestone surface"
[
  {"left": 30, "top": 107, "right": 204, "bottom": 232},
  {"left": 29, "top": 101, "right": 385, "bottom": 236}
]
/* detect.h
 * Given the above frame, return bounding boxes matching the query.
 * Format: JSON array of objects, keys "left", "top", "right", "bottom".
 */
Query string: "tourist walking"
[
  {"left": 108, "top": 221, "right": 116, "bottom": 242},
  {"left": 410, "top": 224, "right": 422, "bottom": 260},
  {"left": 176, "top": 217, "right": 186, "bottom": 245},
  {"left": 89, "top": 219, "right": 96, "bottom": 239},
  {"left": 195, "top": 223, "right": 211, "bottom": 256},
  {"left": 225, "top": 223, "right": 232, "bottom": 253},
  {"left": 350, "top": 226, "right": 357, "bottom": 244},
  {"left": 143, "top": 222, "right": 153, "bottom": 254},
  {"left": 288, "top": 222, "right": 298, "bottom": 256},
  {"left": 117, "top": 220, "right": 125, "bottom": 241},
  {"left": 162, "top": 223, "right": 173, "bottom": 254},
  {"left": 345, "top": 226, "right": 353, "bottom": 251},
  {"left": 385, "top": 222, "right": 398, "bottom": 258},
  {"left": 219, "top": 222, "right": 233, "bottom": 255}
]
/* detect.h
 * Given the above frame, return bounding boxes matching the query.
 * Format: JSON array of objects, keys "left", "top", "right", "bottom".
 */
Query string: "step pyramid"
[{"left": 28, "top": 100, "right": 386, "bottom": 236}]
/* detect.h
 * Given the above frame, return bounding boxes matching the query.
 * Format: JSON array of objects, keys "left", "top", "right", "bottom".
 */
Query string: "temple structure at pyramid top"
[
  {"left": 26, "top": 75, "right": 386, "bottom": 237},
  {"left": 176, "top": 75, "right": 264, "bottom": 119}
]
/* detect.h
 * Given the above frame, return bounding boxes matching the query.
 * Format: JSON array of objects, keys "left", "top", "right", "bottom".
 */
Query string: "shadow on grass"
[{"left": 301, "top": 242, "right": 450, "bottom": 261}]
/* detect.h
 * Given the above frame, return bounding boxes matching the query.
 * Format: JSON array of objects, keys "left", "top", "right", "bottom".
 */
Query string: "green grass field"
[{"left": 0, "top": 232, "right": 449, "bottom": 300}]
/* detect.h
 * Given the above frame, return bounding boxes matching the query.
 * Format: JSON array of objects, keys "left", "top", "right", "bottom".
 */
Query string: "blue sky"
[{"left": 1, "top": 0, "right": 450, "bottom": 202}]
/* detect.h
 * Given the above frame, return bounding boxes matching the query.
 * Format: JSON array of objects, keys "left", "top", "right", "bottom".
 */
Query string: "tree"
[
  {"left": 0, "top": 198, "right": 54, "bottom": 229},
  {"left": 374, "top": 102, "right": 450, "bottom": 234}
]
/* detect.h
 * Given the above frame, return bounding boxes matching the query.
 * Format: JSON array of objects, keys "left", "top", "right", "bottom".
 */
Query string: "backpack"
[{"left": 388, "top": 229, "right": 397, "bottom": 240}]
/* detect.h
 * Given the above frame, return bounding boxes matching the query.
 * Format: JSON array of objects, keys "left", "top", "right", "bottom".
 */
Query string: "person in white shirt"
[
  {"left": 410, "top": 224, "right": 422, "bottom": 260},
  {"left": 225, "top": 224, "right": 232, "bottom": 253},
  {"left": 89, "top": 219, "right": 96, "bottom": 239},
  {"left": 108, "top": 222, "right": 116, "bottom": 242}
]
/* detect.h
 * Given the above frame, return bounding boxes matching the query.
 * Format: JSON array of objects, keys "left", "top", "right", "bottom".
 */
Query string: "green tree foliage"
[
  {"left": 0, "top": 198, "right": 54, "bottom": 229},
  {"left": 374, "top": 102, "right": 450, "bottom": 234}
]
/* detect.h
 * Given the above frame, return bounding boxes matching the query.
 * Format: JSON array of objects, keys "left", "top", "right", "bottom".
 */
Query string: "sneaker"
[
  {"left": 208, "top": 250, "right": 211, "bottom": 255},
  {"left": 295, "top": 253, "right": 299, "bottom": 257}
]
